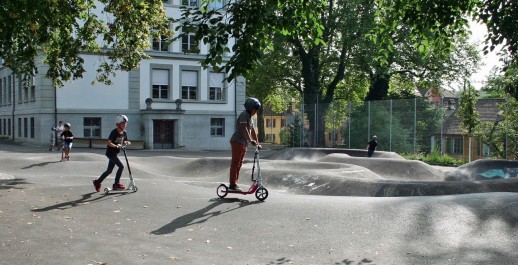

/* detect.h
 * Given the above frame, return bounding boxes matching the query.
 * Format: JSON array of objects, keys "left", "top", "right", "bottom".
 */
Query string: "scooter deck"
[{"left": 103, "top": 186, "right": 138, "bottom": 194}]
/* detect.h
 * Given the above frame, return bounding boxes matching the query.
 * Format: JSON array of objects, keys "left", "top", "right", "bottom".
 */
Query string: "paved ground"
[{"left": 1, "top": 142, "right": 518, "bottom": 265}]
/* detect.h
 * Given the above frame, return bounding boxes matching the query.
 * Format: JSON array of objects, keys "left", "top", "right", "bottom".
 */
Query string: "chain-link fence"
[{"left": 281, "top": 98, "right": 449, "bottom": 155}]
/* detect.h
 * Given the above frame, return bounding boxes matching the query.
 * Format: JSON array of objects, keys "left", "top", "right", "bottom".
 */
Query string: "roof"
[
  {"left": 424, "top": 87, "right": 457, "bottom": 98},
  {"left": 441, "top": 98, "right": 505, "bottom": 135}
]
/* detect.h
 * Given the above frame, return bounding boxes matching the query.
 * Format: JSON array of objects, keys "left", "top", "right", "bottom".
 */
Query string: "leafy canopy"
[
  {"left": 175, "top": 0, "right": 327, "bottom": 81},
  {"left": 0, "top": 0, "right": 172, "bottom": 86}
]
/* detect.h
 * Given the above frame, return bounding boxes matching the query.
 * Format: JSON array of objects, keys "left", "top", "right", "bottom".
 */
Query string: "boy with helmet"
[
  {"left": 60, "top": 123, "right": 74, "bottom": 161},
  {"left": 367, "top": 135, "right": 378, "bottom": 157},
  {"left": 228, "top": 97, "right": 262, "bottom": 190},
  {"left": 93, "top": 114, "right": 131, "bottom": 192}
]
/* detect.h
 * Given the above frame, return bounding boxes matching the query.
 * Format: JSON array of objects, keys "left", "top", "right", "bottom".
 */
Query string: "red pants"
[{"left": 229, "top": 140, "right": 247, "bottom": 186}]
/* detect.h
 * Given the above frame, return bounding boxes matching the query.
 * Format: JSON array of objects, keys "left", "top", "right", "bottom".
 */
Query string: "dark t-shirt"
[
  {"left": 61, "top": 130, "right": 74, "bottom": 143},
  {"left": 367, "top": 140, "right": 377, "bottom": 150},
  {"left": 230, "top": 110, "right": 253, "bottom": 146},
  {"left": 105, "top": 128, "right": 127, "bottom": 157}
]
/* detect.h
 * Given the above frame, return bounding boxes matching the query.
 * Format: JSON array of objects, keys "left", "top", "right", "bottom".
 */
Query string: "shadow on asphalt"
[
  {"left": 151, "top": 198, "right": 263, "bottom": 235},
  {"left": 31, "top": 192, "right": 125, "bottom": 212},
  {"left": 0, "top": 178, "right": 30, "bottom": 190},
  {"left": 21, "top": 161, "right": 63, "bottom": 169},
  {"left": 333, "top": 258, "right": 374, "bottom": 265}
]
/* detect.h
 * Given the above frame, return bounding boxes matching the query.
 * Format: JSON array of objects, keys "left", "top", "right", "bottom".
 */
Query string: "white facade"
[{"left": 0, "top": 1, "right": 244, "bottom": 150}]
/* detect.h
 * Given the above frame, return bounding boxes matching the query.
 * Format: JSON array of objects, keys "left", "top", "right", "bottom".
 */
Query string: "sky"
[{"left": 466, "top": 21, "right": 503, "bottom": 90}]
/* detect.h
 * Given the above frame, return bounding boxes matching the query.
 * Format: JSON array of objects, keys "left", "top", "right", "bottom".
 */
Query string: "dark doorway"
[{"left": 153, "top": 120, "right": 175, "bottom": 149}]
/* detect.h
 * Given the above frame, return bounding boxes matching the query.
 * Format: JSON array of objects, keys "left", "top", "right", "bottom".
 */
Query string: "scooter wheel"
[
  {"left": 132, "top": 186, "right": 138, "bottom": 192},
  {"left": 255, "top": 187, "right": 268, "bottom": 201},
  {"left": 217, "top": 184, "right": 228, "bottom": 198},
  {"left": 104, "top": 187, "right": 110, "bottom": 194}
]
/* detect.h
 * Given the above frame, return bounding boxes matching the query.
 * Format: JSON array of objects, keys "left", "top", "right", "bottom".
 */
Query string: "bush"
[{"left": 402, "top": 150, "right": 466, "bottom": 166}]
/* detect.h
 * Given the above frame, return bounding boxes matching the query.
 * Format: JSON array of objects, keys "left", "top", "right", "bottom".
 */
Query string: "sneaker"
[
  {"left": 92, "top": 179, "right": 101, "bottom": 192},
  {"left": 229, "top": 185, "right": 241, "bottom": 191},
  {"left": 113, "top": 183, "right": 126, "bottom": 190}
]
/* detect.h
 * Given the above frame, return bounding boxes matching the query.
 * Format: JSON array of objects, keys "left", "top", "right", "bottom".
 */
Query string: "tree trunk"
[{"left": 367, "top": 72, "right": 391, "bottom": 101}]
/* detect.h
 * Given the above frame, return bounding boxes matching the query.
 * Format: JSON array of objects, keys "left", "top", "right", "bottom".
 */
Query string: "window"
[
  {"left": 281, "top": 118, "right": 286, "bottom": 128},
  {"left": 182, "top": 0, "right": 198, "bottom": 7},
  {"left": 23, "top": 75, "right": 29, "bottom": 102},
  {"left": 0, "top": 78, "right": 2, "bottom": 105},
  {"left": 17, "top": 76, "right": 22, "bottom": 103},
  {"left": 7, "top": 119, "right": 10, "bottom": 136},
  {"left": 209, "top": 0, "right": 224, "bottom": 10},
  {"left": 210, "top": 118, "right": 225, "bottom": 136},
  {"left": 181, "top": 70, "right": 198, "bottom": 100},
  {"left": 18, "top": 118, "right": 22, "bottom": 137},
  {"left": 84, "top": 117, "right": 101, "bottom": 138},
  {"left": 266, "top": 119, "right": 276, "bottom": 128},
  {"left": 7, "top": 75, "right": 12, "bottom": 104},
  {"left": 152, "top": 69, "right": 170, "bottom": 99},
  {"left": 23, "top": 118, "right": 28, "bottom": 137},
  {"left": 265, "top": 134, "right": 276, "bottom": 142},
  {"left": 30, "top": 82, "right": 35, "bottom": 101},
  {"left": 451, "top": 138, "right": 463, "bottom": 154},
  {"left": 209, "top": 72, "right": 225, "bottom": 101},
  {"left": 152, "top": 34, "right": 169, "bottom": 52},
  {"left": 482, "top": 143, "right": 491, "bottom": 157},
  {"left": 182, "top": 27, "right": 199, "bottom": 53},
  {"left": 30, "top": 117, "right": 34, "bottom": 138}
]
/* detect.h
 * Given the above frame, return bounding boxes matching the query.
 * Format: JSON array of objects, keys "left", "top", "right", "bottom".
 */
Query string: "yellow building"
[{"left": 262, "top": 108, "right": 288, "bottom": 144}]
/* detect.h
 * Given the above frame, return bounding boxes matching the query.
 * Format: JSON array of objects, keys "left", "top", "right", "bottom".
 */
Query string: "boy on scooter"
[
  {"left": 93, "top": 114, "right": 131, "bottom": 192},
  {"left": 228, "top": 98, "right": 262, "bottom": 191}
]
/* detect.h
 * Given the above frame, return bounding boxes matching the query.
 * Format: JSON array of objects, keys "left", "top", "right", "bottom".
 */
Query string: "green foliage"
[
  {"left": 456, "top": 84, "right": 480, "bottom": 136},
  {"left": 479, "top": 0, "right": 518, "bottom": 59},
  {"left": 402, "top": 149, "right": 466, "bottom": 166},
  {"left": 280, "top": 114, "right": 303, "bottom": 147},
  {"left": 176, "top": 0, "right": 326, "bottom": 81},
  {"left": 477, "top": 96, "right": 518, "bottom": 158},
  {"left": 0, "top": 0, "right": 172, "bottom": 86},
  {"left": 372, "top": 0, "right": 518, "bottom": 63},
  {"left": 482, "top": 60, "right": 518, "bottom": 100}
]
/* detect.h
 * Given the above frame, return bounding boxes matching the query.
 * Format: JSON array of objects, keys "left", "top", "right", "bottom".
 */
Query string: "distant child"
[
  {"left": 228, "top": 98, "right": 262, "bottom": 190},
  {"left": 60, "top": 123, "right": 74, "bottom": 161},
  {"left": 55, "top": 121, "right": 65, "bottom": 151},
  {"left": 367, "top": 135, "right": 378, "bottom": 157},
  {"left": 93, "top": 115, "right": 131, "bottom": 192},
  {"left": 49, "top": 127, "right": 56, "bottom": 151}
]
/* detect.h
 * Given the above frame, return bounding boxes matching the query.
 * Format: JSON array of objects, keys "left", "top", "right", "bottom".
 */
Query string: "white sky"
[{"left": 466, "top": 20, "right": 503, "bottom": 90}]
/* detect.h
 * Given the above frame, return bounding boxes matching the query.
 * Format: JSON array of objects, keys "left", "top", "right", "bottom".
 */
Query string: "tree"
[
  {"left": 0, "top": 0, "right": 171, "bottom": 86},
  {"left": 478, "top": 97, "right": 518, "bottom": 159},
  {"left": 483, "top": 60, "right": 518, "bottom": 100},
  {"left": 372, "top": 0, "right": 518, "bottom": 63},
  {"left": 362, "top": 24, "right": 481, "bottom": 100}
]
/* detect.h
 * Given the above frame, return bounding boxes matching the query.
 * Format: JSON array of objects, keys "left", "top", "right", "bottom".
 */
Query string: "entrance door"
[{"left": 153, "top": 120, "right": 175, "bottom": 149}]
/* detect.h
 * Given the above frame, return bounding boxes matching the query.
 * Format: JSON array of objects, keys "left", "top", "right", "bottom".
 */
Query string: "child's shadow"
[
  {"left": 151, "top": 198, "right": 262, "bottom": 235},
  {"left": 31, "top": 192, "right": 115, "bottom": 212},
  {"left": 22, "top": 161, "right": 63, "bottom": 169}
]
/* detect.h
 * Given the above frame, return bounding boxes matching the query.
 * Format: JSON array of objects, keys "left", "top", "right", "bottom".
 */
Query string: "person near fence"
[
  {"left": 228, "top": 98, "right": 262, "bottom": 191},
  {"left": 367, "top": 135, "right": 378, "bottom": 157},
  {"left": 93, "top": 114, "right": 131, "bottom": 192}
]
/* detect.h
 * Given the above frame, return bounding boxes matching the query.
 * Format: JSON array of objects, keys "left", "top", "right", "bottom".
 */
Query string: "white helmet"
[{"left": 115, "top": 114, "right": 128, "bottom": 124}]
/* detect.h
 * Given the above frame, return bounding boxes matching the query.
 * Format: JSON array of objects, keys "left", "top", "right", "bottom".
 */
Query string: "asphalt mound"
[
  {"left": 317, "top": 153, "right": 446, "bottom": 181},
  {"left": 263, "top": 148, "right": 405, "bottom": 160}
]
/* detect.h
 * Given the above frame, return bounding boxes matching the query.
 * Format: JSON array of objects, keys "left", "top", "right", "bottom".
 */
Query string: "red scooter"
[{"left": 217, "top": 147, "right": 268, "bottom": 201}]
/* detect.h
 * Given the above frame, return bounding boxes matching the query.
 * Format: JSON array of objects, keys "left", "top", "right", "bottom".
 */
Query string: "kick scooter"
[
  {"left": 104, "top": 145, "right": 138, "bottom": 194},
  {"left": 217, "top": 147, "right": 269, "bottom": 201}
]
